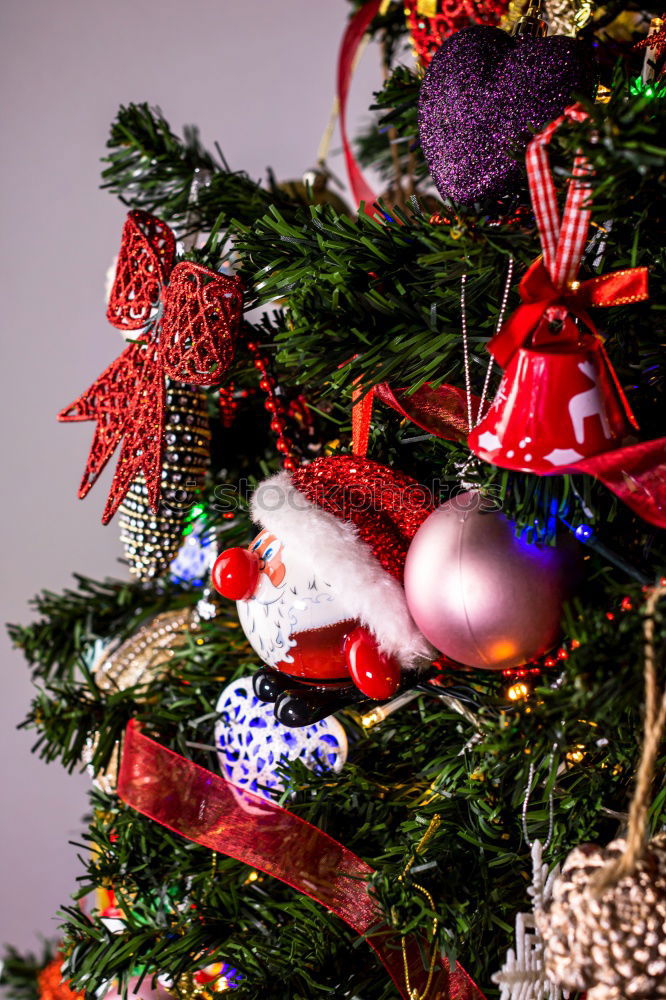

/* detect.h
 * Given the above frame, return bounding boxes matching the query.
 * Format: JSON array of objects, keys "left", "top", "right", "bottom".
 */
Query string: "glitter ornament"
[
  {"left": 59, "top": 210, "right": 242, "bottom": 524},
  {"left": 417, "top": 25, "right": 595, "bottom": 206},
  {"left": 403, "top": 491, "right": 578, "bottom": 670},
  {"left": 118, "top": 383, "right": 211, "bottom": 581},
  {"left": 211, "top": 455, "right": 434, "bottom": 726},
  {"left": 536, "top": 836, "right": 666, "bottom": 999},
  {"left": 278, "top": 166, "right": 351, "bottom": 216},
  {"left": 405, "top": 0, "right": 511, "bottom": 65},
  {"left": 215, "top": 676, "right": 347, "bottom": 808},
  {"left": 95, "top": 607, "right": 194, "bottom": 692}
]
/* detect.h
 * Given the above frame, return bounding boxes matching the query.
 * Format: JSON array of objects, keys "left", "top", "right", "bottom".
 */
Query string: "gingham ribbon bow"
[{"left": 490, "top": 103, "right": 649, "bottom": 369}]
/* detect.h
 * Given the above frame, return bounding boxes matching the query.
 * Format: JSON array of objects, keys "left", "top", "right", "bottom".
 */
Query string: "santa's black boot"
[
  {"left": 252, "top": 669, "right": 294, "bottom": 703},
  {"left": 274, "top": 686, "right": 366, "bottom": 727}
]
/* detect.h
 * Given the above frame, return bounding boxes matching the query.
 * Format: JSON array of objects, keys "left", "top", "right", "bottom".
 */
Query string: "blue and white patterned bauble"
[
  {"left": 215, "top": 677, "right": 348, "bottom": 803},
  {"left": 169, "top": 519, "right": 216, "bottom": 586}
]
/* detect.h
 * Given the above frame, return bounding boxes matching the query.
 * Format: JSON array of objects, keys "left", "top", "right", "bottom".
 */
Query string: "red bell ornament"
[
  {"left": 467, "top": 105, "right": 650, "bottom": 492},
  {"left": 468, "top": 318, "right": 634, "bottom": 474}
]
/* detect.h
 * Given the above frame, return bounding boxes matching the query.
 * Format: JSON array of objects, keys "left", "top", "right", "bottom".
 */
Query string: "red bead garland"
[
  {"left": 218, "top": 384, "right": 239, "bottom": 430},
  {"left": 245, "top": 340, "right": 300, "bottom": 470}
]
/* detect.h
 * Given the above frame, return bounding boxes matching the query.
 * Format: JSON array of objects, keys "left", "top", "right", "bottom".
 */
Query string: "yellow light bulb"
[{"left": 507, "top": 681, "right": 530, "bottom": 702}]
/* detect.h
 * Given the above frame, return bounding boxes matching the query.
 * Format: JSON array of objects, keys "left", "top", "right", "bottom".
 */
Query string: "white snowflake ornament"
[
  {"left": 492, "top": 840, "right": 564, "bottom": 1000},
  {"left": 215, "top": 677, "right": 348, "bottom": 812}
]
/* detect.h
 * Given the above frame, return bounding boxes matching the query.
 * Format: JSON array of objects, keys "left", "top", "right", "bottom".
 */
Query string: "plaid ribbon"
[
  {"left": 525, "top": 102, "right": 592, "bottom": 289},
  {"left": 489, "top": 103, "right": 649, "bottom": 369}
]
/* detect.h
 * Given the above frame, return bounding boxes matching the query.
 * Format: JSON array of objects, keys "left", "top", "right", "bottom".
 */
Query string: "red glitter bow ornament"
[{"left": 59, "top": 211, "right": 243, "bottom": 524}]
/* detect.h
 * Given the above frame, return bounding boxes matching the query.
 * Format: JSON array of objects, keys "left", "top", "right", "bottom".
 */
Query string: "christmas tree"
[{"left": 3, "top": 3, "right": 666, "bottom": 1000}]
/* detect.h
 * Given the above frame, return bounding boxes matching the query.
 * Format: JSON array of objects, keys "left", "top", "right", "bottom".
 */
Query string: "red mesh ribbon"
[
  {"left": 59, "top": 211, "right": 243, "bottom": 523},
  {"left": 562, "top": 437, "right": 666, "bottom": 530},
  {"left": 404, "top": 0, "right": 510, "bottom": 66},
  {"left": 352, "top": 381, "right": 482, "bottom": 455},
  {"left": 376, "top": 382, "right": 481, "bottom": 442},
  {"left": 118, "top": 721, "right": 486, "bottom": 1000}
]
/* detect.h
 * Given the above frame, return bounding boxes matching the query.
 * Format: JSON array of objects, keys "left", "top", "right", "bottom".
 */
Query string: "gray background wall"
[{"left": 0, "top": 0, "right": 379, "bottom": 953}]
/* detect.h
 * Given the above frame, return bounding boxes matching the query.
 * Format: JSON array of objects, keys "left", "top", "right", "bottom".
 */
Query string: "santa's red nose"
[{"left": 211, "top": 547, "right": 260, "bottom": 601}]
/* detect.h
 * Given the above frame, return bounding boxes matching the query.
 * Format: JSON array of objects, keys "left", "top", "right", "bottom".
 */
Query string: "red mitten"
[{"left": 344, "top": 626, "right": 401, "bottom": 700}]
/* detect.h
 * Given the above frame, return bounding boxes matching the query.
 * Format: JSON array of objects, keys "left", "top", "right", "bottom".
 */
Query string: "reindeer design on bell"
[{"left": 568, "top": 360, "right": 612, "bottom": 445}]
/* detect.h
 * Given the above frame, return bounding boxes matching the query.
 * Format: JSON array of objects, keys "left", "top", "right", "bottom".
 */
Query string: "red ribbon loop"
[
  {"left": 337, "top": 1, "right": 382, "bottom": 213},
  {"left": 59, "top": 211, "right": 243, "bottom": 523},
  {"left": 118, "top": 721, "right": 486, "bottom": 1000}
]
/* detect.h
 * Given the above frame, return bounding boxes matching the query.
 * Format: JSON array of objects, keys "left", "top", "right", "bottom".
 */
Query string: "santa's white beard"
[{"left": 237, "top": 571, "right": 344, "bottom": 670}]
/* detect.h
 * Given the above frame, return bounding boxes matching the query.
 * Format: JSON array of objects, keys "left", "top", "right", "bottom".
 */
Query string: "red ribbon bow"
[
  {"left": 59, "top": 211, "right": 243, "bottom": 524},
  {"left": 489, "top": 104, "right": 648, "bottom": 369},
  {"left": 491, "top": 256, "right": 650, "bottom": 369}
]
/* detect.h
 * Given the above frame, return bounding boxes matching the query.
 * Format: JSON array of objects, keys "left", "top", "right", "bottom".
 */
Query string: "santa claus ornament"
[{"left": 211, "top": 455, "right": 435, "bottom": 727}]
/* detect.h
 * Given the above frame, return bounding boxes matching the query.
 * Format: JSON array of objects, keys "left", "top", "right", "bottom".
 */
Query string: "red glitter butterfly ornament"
[{"left": 59, "top": 210, "right": 243, "bottom": 524}]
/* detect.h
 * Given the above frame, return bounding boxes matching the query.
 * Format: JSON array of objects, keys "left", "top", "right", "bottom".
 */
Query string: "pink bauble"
[{"left": 404, "top": 491, "right": 578, "bottom": 670}]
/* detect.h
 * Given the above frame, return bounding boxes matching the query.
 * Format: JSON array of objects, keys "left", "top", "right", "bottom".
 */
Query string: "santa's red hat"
[{"left": 250, "top": 455, "right": 435, "bottom": 669}]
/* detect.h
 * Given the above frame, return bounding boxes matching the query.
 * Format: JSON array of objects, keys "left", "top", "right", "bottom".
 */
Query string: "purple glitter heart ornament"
[{"left": 418, "top": 25, "right": 596, "bottom": 206}]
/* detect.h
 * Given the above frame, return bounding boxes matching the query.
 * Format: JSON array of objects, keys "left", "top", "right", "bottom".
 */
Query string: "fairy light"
[
  {"left": 360, "top": 690, "right": 421, "bottom": 728},
  {"left": 507, "top": 681, "right": 530, "bottom": 702},
  {"left": 361, "top": 709, "right": 381, "bottom": 728},
  {"left": 566, "top": 745, "right": 586, "bottom": 765}
]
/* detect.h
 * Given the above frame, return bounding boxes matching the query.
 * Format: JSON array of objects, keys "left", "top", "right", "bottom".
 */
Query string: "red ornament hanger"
[{"left": 59, "top": 211, "right": 243, "bottom": 524}]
